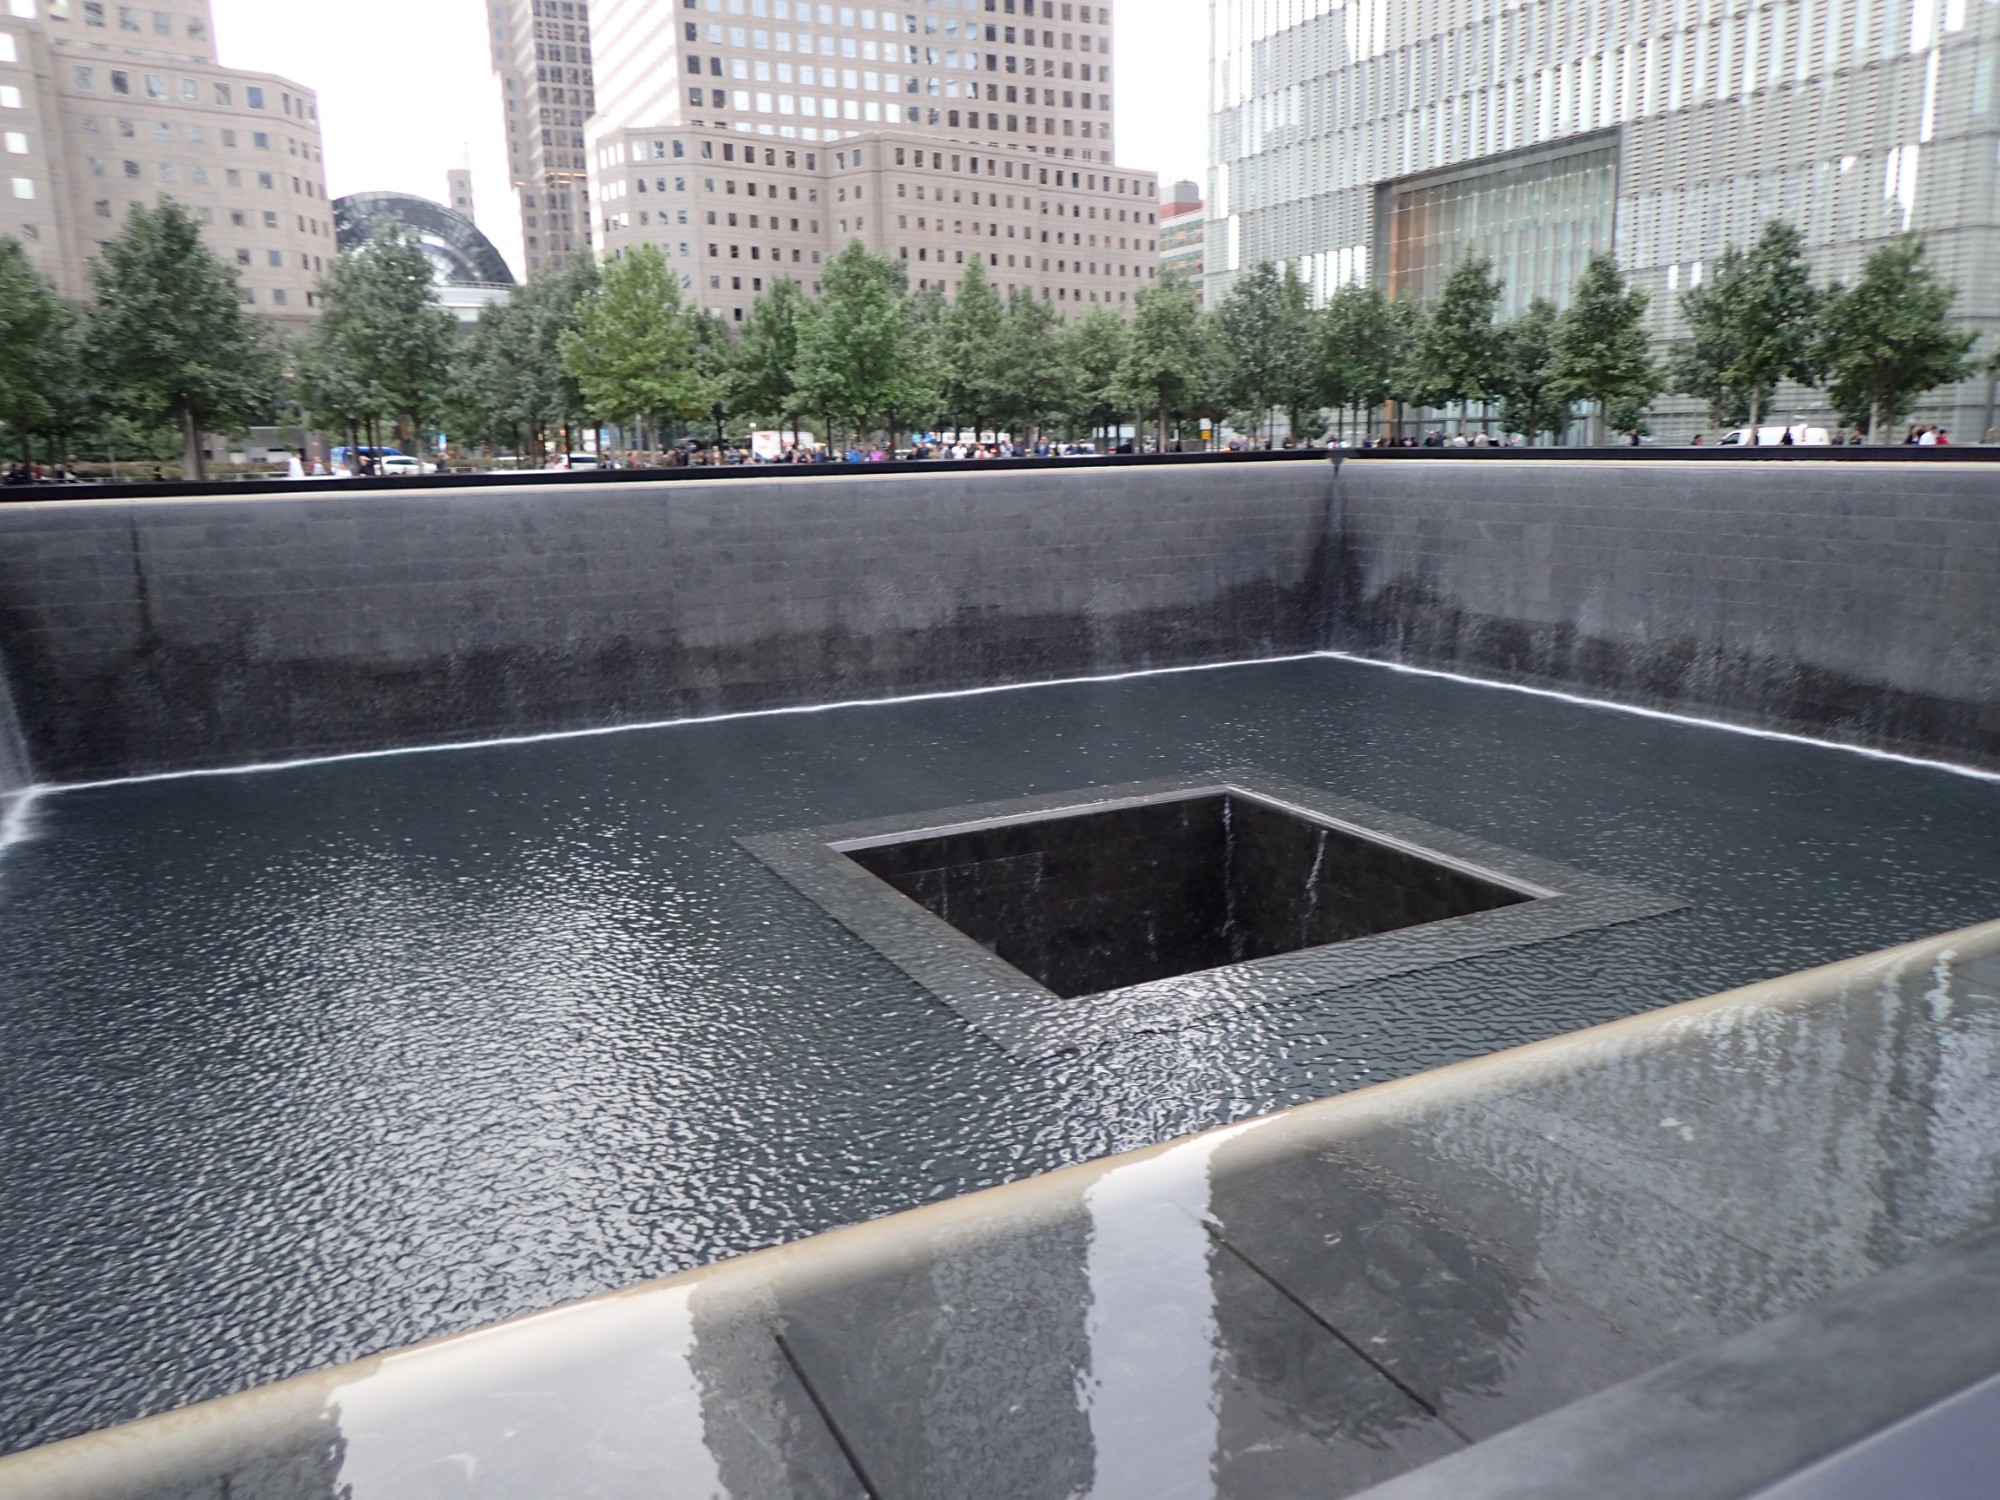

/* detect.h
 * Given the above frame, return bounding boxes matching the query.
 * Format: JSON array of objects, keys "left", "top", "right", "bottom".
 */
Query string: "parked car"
[
  {"left": 330, "top": 445, "right": 407, "bottom": 474},
  {"left": 1719, "top": 425, "right": 1830, "bottom": 446},
  {"left": 377, "top": 455, "right": 437, "bottom": 477},
  {"left": 544, "top": 453, "right": 601, "bottom": 472}
]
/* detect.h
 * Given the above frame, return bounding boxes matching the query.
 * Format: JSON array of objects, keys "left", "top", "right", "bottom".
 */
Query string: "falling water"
[
  {"left": 0, "top": 662, "right": 35, "bottom": 852},
  {"left": 1220, "top": 796, "right": 1243, "bottom": 962},
  {"left": 1300, "top": 827, "right": 1328, "bottom": 945}
]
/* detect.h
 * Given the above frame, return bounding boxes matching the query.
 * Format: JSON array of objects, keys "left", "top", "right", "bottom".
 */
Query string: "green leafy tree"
[
  {"left": 1492, "top": 297, "right": 1571, "bottom": 443},
  {"left": 1273, "top": 262, "right": 1322, "bottom": 440},
  {"left": 290, "top": 284, "right": 374, "bottom": 454},
  {"left": 729, "top": 275, "right": 811, "bottom": 442},
  {"left": 902, "top": 282, "right": 951, "bottom": 439},
  {"left": 1816, "top": 238, "right": 1975, "bottom": 444},
  {"left": 1114, "top": 268, "right": 1205, "bottom": 449},
  {"left": 0, "top": 239, "right": 74, "bottom": 464},
  {"left": 795, "top": 241, "right": 930, "bottom": 447},
  {"left": 1403, "top": 254, "right": 1504, "bottom": 432},
  {"left": 295, "top": 222, "right": 456, "bottom": 464},
  {"left": 1197, "top": 307, "right": 1246, "bottom": 448},
  {"left": 992, "top": 286, "right": 1070, "bottom": 442},
  {"left": 349, "top": 223, "right": 457, "bottom": 460},
  {"left": 1671, "top": 220, "right": 1820, "bottom": 436},
  {"left": 686, "top": 306, "right": 736, "bottom": 446},
  {"left": 522, "top": 256, "right": 600, "bottom": 454},
  {"left": 1318, "top": 282, "right": 1404, "bottom": 441},
  {"left": 938, "top": 254, "right": 1007, "bottom": 438},
  {"left": 440, "top": 298, "right": 534, "bottom": 461},
  {"left": 1213, "top": 261, "right": 1294, "bottom": 444},
  {"left": 1550, "top": 255, "right": 1660, "bottom": 442},
  {"left": 560, "top": 242, "right": 712, "bottom": 445},
  {"left": 86, "top": 198, "right": 278, "bottom": 478},
  {"left": 1060, "top": 303, "right": 1129, "bottom": 442}
]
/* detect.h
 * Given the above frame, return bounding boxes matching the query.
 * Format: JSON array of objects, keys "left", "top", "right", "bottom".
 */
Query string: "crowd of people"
[
  {"left": 2, "top": 423, "right": 1985, "bottom": 487},
  {"left": 1, "top": 461, "right": 81, "bottom": 485}
]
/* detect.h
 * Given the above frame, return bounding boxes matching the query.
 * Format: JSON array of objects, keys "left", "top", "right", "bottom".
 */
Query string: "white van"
[{"left": 1719, "top": 424, "right": 1830, "bottom": 446}]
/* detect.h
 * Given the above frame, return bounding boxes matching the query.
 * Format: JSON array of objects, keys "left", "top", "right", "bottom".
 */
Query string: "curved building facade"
[{"left": 333, "top": 191, "right": 516, "bottom": 286}]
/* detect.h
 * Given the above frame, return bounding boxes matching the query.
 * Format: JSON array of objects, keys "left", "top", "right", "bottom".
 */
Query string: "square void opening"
[
  {"left": 841, "top": 791, "right": 1536, "bottom": 1000},
  {"left": 742, "top": 772, "right": 1687, "bottom": 1060}
]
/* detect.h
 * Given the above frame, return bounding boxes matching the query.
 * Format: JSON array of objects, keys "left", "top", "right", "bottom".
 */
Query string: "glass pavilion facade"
[{"left": 1206, "top": 0, "right": 2000, "bottom": 434}]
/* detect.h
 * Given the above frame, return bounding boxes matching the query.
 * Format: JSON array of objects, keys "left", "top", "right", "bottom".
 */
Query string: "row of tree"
[
  {"left": 0, "top": 195, "right": 1984, "bottom": 474},
  {"left": 0, "top": 200, "right": 278, "bottom": 477},
  {"left": 532, "top": 220, "right": 1977, "bottom": 451}
]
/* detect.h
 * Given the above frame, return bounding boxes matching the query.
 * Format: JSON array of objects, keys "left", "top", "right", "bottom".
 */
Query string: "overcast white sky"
[{"left": 209, "top": 0, "right": 1211, "bottom": 281}]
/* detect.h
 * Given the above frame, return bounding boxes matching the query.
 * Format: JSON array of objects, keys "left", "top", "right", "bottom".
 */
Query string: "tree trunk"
[
  {"left": 1869, "top": 397, "right": 1882, "bottom": 448},
  {"left": 1747, "top": 389, "right": 1763, "bottom": 443},
  {"left": 180, "top": 405, "right": 204, "bottom": 481}
]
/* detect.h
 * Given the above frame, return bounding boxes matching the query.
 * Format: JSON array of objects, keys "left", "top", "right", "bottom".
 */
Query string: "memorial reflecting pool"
[{"left": 3, "top": 655, "right": 1998, "bottom": 1454}]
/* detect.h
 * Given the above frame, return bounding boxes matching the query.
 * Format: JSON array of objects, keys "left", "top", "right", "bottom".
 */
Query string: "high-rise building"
[
  {"left": 447, "top": 165, "right": 476, "bottom": 223},
  {"left": 583, "top": 0, "right": 1160, "bottom": 322},
  {"left": 1208, "top": 0, "right": 2000, "bottom": 434},
  {"left": 486, "top": 0, "right": 594, "bottom": 276},
  {"left": 1159, "top": 177, "right": 1203, "bottom": 297},
  {"left": 0, "top": 0, "right": 332, "bottom": 323}
]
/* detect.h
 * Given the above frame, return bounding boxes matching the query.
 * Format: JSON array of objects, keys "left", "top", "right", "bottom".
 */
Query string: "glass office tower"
[{"left": 1208, "top": 0, "right": 2000, "bottom": 434}]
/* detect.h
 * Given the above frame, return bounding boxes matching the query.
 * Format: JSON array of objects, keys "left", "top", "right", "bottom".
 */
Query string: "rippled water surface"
[{"left": 3, "top": 657, "right": 1999, "bottom": 1452}]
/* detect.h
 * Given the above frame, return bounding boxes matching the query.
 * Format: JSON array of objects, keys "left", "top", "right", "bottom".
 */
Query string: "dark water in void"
[{"left": 2, "top": 656, "right": 1998, "bottom": 1454}]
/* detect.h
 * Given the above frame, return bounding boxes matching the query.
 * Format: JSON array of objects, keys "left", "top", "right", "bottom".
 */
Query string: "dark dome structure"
[{"left": 333, "top": 192, "right": 515, "bottom": 287}]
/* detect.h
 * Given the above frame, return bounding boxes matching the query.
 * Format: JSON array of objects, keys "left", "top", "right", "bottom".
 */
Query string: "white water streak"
[
  {"left": 46, "top": 654, "right": 1331, "bottom": 794},
  {"left": 1316, "top": 652, "right": 2000, "bottom": 785}
]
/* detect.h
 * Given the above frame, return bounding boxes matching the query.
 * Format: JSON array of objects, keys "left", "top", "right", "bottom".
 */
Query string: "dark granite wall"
[
  {"left": 1332, "top": 460, "right": 2000, "bottom": 770},
  {"left": 0, "top": 464, "right": 1331, "bottom": 781},
  {"left": 0, "top": 458, "right": 1993, "bottom": 783}
]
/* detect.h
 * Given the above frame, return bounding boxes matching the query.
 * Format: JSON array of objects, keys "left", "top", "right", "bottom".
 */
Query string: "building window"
[
  {"left": 1, "top": 132, "right": 21, "bottom": 155},
  {"left": 10, "top": 176, "right": 33, "bottom": 199},
  {"left": 246, "top": 86, "right": 265, "bottom": 109}
]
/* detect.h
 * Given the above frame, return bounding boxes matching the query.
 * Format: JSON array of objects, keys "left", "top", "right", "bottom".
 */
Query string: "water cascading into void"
[{"left": 0, "top": 660, "right": 34, "bottom": 847}]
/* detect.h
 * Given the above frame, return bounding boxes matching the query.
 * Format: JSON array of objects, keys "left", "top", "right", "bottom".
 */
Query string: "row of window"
[
  {"left": 74, "top": 111, "right": 284, "bottom": 153},
  {"left": 685, "top": 22, "right": 1106, "bottom": 61},
  {"left": 68, "top": 67, "right": 310, "bottom": 121},
  {"left": 616, "top": 133, "right": 1146, "bottom": 196},
  {"left": 687, "top": 53, "right": 1104, "bottom": 92},
  {"left": 40, "top": 1, "right": 207, "bottom": 44},
  {"left": 681, "top": 2, "right": 1109, "bottom": 29},
  {"left": 81, "top": 156, "right": 321, "bottom": 197},
  {"left": 687, "top": 89, "right": 1108, "bottom": 135}
]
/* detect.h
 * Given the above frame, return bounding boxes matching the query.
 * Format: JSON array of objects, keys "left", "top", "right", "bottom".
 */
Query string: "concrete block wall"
[
  {"left": 0, "top": 464, "right": 1331, "bottom": 782},
  {"left": 1330, "top": 460, "right": 2000, "bottom": 770}
]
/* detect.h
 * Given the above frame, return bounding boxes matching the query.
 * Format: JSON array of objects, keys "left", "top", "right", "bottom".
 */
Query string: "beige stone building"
[
  {"left": 447, "top": 165, "right": 476, "bottom": 222},
  {"left": 486, "top": 0, "right": 593, "bottom": 275},
  {"left": 0, "top": 0, "right": 330, "bottom": 325},
  {"left": 584, "top": 0, "right": 1158, "bottom": 321}
]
